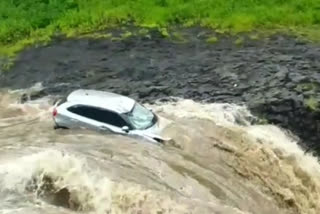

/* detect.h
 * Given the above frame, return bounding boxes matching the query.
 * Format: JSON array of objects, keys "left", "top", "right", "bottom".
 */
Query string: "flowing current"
[{"left": 1, "top": 86, "right": 320, "bottom": 214}]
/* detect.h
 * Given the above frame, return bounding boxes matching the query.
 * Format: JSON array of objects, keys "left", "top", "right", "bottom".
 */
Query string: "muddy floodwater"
[
  {"left": 1, "top": 28, "right": 320, "bottom": 214},
  {"left": 1, "top": 89, "right": 320, "bottom": 214}
]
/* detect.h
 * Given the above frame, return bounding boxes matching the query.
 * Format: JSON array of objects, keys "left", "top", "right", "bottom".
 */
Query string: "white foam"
[
  {"left": 148, "top": 98, "right": 256, "bottom": 126},
  {"left": 149, "top": 98, "right": 320, "bottom": 213},
  {"left": 0, "top": 149, "right": 113, "bottom": 213}
]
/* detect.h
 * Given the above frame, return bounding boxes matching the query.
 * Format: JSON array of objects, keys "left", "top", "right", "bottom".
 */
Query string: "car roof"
[{"left": 66, "top": 89, "right": 136, "bottom": 114}]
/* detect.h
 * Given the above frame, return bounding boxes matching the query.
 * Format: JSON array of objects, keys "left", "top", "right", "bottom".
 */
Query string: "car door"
[
  {"left": 54, "top": 102, "right": 90, "bottom": 129},
  {"left": 67, "top": 105, "right": 130, "bottom": 134},
  {"left": 91, "top": 107, "right": 131, "bottom": 134}
]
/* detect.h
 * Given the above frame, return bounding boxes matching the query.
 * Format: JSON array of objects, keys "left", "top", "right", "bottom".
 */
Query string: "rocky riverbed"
[{"left": 0, "top": 27, "right": 319, "bottom": 153}]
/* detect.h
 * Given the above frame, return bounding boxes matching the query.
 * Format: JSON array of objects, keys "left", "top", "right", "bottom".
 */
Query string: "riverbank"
[
  {"left": 0, "top": 26, "right": 319, "bottom": 154},
  {"left": 1, "top": 0, "right": 320, "bottom": 57}
]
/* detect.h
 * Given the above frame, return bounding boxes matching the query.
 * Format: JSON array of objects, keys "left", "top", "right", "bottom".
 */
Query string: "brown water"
[{"left": 1, "top": 87, "right": 320, "bottom": 214}]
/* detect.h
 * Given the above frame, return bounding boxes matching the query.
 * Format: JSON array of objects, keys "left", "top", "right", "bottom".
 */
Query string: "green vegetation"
[
  {"left": 171, "top": 31, "right": 187, "bottom": 43},
  {"left": 234, "top": 37, "right": 244, "bottom": 46},
  {"left": 206, "top": 36, "right": 218, "bottom": 44},
  {"left": 121, "top": 31, "right": 133, "bottom": 39},
  {"left": 305, "top": 97, "right": 319, "bottom": 111},
  {"left": 1, "top": 0, "right": 320, "bottom": 56},
  {"left": 294, "top": 83, "right": 319, "bottom": 111},
  {"left": 249, "top": 34, "right": 259, "bottom": 40},
  {"left": 159, "top": 28, "right": 170, "bottom": 37},
  {"left": 79, "top": 32, "right": 113, "bottom": 39},
  {"left": 295, "top": 82, "right": 319, "bottom": 93},
  {"left": 0, "top": 58, "right": 15, "bottom": 72}
]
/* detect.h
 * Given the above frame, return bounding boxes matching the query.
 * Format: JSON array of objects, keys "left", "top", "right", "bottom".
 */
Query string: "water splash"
[
  {"left": 149, "top": 98, "right": 320, "bottom": 214},
  {"left": 0, "top": 150, "right": 112, "bottom": 212},
  {"left": 147, "top": 97, "right": 257, "bottom": 126}
]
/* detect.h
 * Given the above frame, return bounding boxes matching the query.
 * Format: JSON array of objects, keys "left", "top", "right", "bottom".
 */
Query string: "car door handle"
[{"left": 100, "top": 126, "right": 108, "bottom": 130}]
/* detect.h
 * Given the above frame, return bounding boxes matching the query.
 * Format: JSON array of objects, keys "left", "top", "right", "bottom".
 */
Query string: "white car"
[{"left": 52, "top": 89, "right": 170, "bottom": 144}]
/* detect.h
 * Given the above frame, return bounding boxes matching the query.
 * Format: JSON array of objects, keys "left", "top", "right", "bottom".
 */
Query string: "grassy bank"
[{"left": 1, "top": 0, "right": 320, "bottom": 56}]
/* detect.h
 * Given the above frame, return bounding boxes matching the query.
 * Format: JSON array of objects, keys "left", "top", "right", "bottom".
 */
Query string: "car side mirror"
[{"left": 122, "top": 126, "right": 129, "bottom": 133}]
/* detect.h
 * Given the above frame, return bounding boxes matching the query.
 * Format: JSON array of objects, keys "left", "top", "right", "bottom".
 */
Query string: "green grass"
[{"left": 1, "top": 0, "right": 320, "bottom": 56}]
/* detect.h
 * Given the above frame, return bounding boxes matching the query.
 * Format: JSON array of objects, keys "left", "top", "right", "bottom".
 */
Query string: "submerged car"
[{"left": 52, "top": 89, "right": 170, "bottom": 144}]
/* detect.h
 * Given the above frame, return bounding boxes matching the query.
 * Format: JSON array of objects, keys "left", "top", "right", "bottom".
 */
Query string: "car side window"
[{"left": 68, "top": 105, "right": 128, "bottom": 128}]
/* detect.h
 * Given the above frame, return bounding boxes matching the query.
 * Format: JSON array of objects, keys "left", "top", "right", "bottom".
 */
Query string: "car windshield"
[{"left": 124, "top": 103, "right": 155, "bottom": 130}]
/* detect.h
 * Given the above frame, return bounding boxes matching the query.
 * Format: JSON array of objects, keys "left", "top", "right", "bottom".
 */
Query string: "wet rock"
[
  {"left": 289, "top": 73, "right": 309, "bottom": 83},
  {"left": 285, "top": 82, "right": 296, "bottom": 89},
  {"left": 278, "top": 55, "right": 293, "bottom": 62},
  {"left": 20, "top": 89, "right": 48, "bottom": 103},
  {"left": 138, "top": 87, "right": 152, "bottom": 98},
  {"left": 20, "top": 93, "right": 29, "bottom": 103},
  {"left": 274, "top": 66, "right": 289, "bottom": 79}
]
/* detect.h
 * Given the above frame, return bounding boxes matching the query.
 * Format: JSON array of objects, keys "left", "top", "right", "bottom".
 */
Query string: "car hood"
[{"left": 130, "top": 116, "right": 172, "bottom": 143}]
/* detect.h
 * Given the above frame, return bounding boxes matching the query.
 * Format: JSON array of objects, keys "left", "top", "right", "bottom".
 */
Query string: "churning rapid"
[{"left": 1, "top": 86, "right": 320, "bottom": 214}]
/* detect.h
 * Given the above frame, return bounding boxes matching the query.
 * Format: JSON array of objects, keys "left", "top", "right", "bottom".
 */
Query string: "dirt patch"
[{"left": 0, "top": 27, "right": 319, "bottom": 154}]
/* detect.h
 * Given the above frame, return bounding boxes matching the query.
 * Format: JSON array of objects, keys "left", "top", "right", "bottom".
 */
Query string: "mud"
[{"left": 0, "top": 27, "right": 319, "bottom": 153}]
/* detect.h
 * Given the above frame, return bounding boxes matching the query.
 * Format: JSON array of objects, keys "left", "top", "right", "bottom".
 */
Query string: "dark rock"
[
  {"left": 30, "top": 89, "right": 48, "bottom": 100},
  {"left": 274, "top": 66, "right": 289, "bottom": 79},
  {"left": 285, "top": 82, "right": 296, "bottom": 89},
  {"left": 278, "top": 55, "right": 293, "bottom": 62},
  {"left": 289, "top": 73, "right": 309, "bottom": 83},
  {"left": 20, "top": 93, "right": 29, "bottom": 103},
  {"left": 270, "top": 103, "right": 292, "bottom": 113}
]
